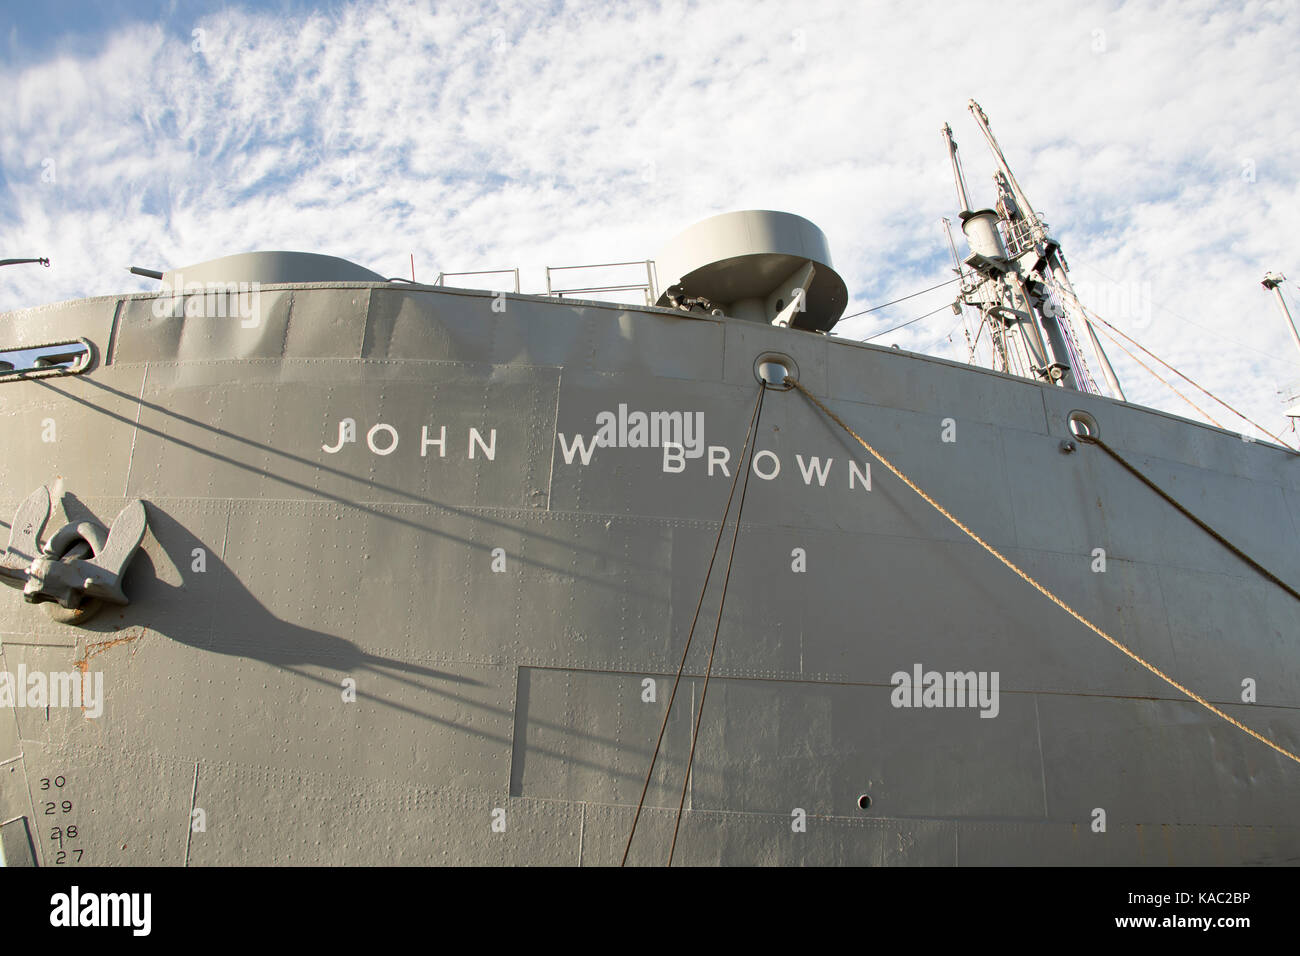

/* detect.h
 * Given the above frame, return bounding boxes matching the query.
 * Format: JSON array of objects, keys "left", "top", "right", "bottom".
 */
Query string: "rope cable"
[
  {"left": 863, "top": 302, "right": 957, "bottom": 343},
  {"left": 1091, "top": 323, "right": 1226, "bottom": 428},
  {"left": 666, "top": 383, "right": 767, "bottom": 866},
  {"left": 840, "top": 276, "right": 961, "bottom": 323},
  {"left": 1079, "top": 304, "right": 1296, "bottom": 451},
  {"left": 1070, "top": 259, "right": 1299, "bottom": 367},
  {"left": 1090, "top": 436, "right": 1300, "bottom": 603},
  {"left": 620, "top": 383, "right": 765, "bottom": 866},
  {"left": 786, "top": 376, "right": 1300, "bottom": 768}
]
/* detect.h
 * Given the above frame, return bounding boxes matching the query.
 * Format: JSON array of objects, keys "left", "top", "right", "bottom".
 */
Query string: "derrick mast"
[{"left": 941, "top": 102, "right": 1126, "bottom": 399}]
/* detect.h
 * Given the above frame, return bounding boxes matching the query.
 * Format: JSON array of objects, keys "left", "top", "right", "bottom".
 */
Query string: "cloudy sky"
[{"left": 2, "top": 0, "right": 1298, "bottom": 436}]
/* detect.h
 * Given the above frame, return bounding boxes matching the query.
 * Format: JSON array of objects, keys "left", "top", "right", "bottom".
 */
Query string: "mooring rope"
[
  {"left": 1089, "top": 436, "right": 1300, "bottom": 604},
  {"left": 667, "top": 384, "right": 767, "bottom": 866},
  {"left": 787, "top": 376, "right": 1300, "bottom": 767},
  {"left": 621, "top": 383, "right": 766, "bottom": 866}
]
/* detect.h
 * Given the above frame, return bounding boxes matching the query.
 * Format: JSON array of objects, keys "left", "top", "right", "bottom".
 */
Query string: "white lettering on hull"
[{"left": 322, "top": 420, "right": 499, "bottom": 461}]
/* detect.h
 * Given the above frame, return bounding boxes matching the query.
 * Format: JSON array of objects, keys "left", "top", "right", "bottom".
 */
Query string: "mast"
[
  {"left": 941, "top": 124, "right": 973, "bottom": 213},
  {"left": 1045, "top": 255, "right": 1126, "bottom": 400},
  {"left": 966, "top": 100, "right": 1126, "bottom": 400},
  {"left": 1262, "top": 272, "right": 1300, "bottom": 358},
  {"left": 967, "top": 101, "right": 1042, "bottom": 247},
  {"left": 942, "top": 216, "right": 984, "bottom": 367},
  {"left": 941, "top": 112, "right": 1068, "bottom": 387}
]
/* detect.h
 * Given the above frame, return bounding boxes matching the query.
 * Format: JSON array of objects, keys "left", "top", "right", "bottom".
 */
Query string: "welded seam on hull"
[
  {"left": 183, "top": 760, "right": 199, "bottom": 866},
  {"left": 1150, "top": 566, "right": 1182, "bottom": 678},
  {"left": 1033, "top": 694, "right": 1049, "bottom": 818},
  {"left": 122, "top": 363, "right": 150, "bottom": 498},
  {"left": 577, "top": 802, "right": 585, "bottom": 867},
  {"left": 507, "top": 662, "right": 1300, "bottom": 709},
  {"left": 205, "top": 502, "right": 233, "bottom": 652},
  {"left": 576, "top": 795, "right": 1300, "bottom": 828},
  {"left": 1035, "top": 386, "right": 1051, "bottom": 436},
  {"left": 1, "top": 645, "right": 42, "bottom": 865},
  {"left": 19, "top": 757, "right": 41, "bottom": 866},
  {"left": 279, "top": 292, "right": 294, "bottom": 359},
  {"left": 507, "top": 667, "right": 524, "bottom": 799},
  {"left": 104, "top": 299, "right": 124, "bottom": 367},
  {"left": 545, "top": 371, "right": 561, "bottom": 512}
]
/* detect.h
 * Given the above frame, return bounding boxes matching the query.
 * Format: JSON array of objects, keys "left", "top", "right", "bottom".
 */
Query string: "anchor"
[{"left": 1, "top": 485, "right": 149, "bottom": 624}]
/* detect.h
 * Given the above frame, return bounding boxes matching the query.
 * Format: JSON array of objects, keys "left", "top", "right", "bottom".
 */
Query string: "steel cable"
[
  {"left": 667, "top": 383, "right": 767, "bottom": 866},
  {"left": 621, "top": 382, "right": 766, "bottom": 866}
]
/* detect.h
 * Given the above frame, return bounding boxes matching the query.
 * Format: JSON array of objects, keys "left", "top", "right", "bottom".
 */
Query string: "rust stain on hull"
[{"left": 72, "top": 628, "right": 144, "bottom": 715}]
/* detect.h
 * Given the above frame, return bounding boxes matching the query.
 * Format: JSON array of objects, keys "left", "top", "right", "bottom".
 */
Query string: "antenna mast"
[
  {"left": 941, "top": 217, "right": 982, "bottom": 366},
  {"left": 946, "top": 101, "right": 1126, "bottom": 399},
  {"left": 1262, "top": 272, "right": 1300, "bottom": 358},
  {"left": 941, "top": 124, "right": 973, "bottom": 213},
  {"left": 941, "top": 118, "right": 1061, "bottom": 386}
]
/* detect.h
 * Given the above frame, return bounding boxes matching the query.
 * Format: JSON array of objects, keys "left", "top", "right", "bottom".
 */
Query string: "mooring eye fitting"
[{"left": 1067, "top": 410, "right": 1099, "bottom": 443}]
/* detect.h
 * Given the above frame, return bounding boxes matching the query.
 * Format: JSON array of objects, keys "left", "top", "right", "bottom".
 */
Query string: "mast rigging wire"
[
  {"left": 862, "top": 302, "right": 956, "bottom": 343},
  {"left": 1077, "top": 301, "right": 1296, "bottom": 451},
  {"left": 840, "top": 276, "right": 961, "bottom": 323}
]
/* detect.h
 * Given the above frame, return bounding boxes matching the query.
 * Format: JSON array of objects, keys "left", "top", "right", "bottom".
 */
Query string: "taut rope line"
[{"left": 786, "top": 377, "right": 1300, "bottom": 767}]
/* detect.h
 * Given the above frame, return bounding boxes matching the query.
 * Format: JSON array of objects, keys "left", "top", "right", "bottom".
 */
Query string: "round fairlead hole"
[
  {"left": 753, "top": 352, "right": 798, "bottom": 390},
  {"left": 758, "top": 361, "right": 788, "bottom": 387},
  {"left": 1067, "top": 410, "right": 1099, "bottom": 442},
  {"left": 857, "top": 794, "right": 872, "bottom": 811}
]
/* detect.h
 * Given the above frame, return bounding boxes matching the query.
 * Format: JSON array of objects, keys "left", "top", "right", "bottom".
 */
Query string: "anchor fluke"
[
  {"left": 3, "top": 486, "right": 149, "bottom": 622},
  {"left": 0, "top": 486, "right": 52, "bottom": 589}
]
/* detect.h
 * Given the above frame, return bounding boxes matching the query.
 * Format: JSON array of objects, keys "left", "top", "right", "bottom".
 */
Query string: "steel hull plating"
[{"left": 1, "top": 283, "right": 1297, "bottom": 865}]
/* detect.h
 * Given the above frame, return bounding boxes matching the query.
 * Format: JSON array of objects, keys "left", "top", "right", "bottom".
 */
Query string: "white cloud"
[{"left": 1, "top": 0, "right": 1298, "bottom": 436}]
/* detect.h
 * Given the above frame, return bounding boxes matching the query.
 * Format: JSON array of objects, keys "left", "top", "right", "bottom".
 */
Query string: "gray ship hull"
[{"left": 1, "top": 281, "right": 1297, "bottom": 865}]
